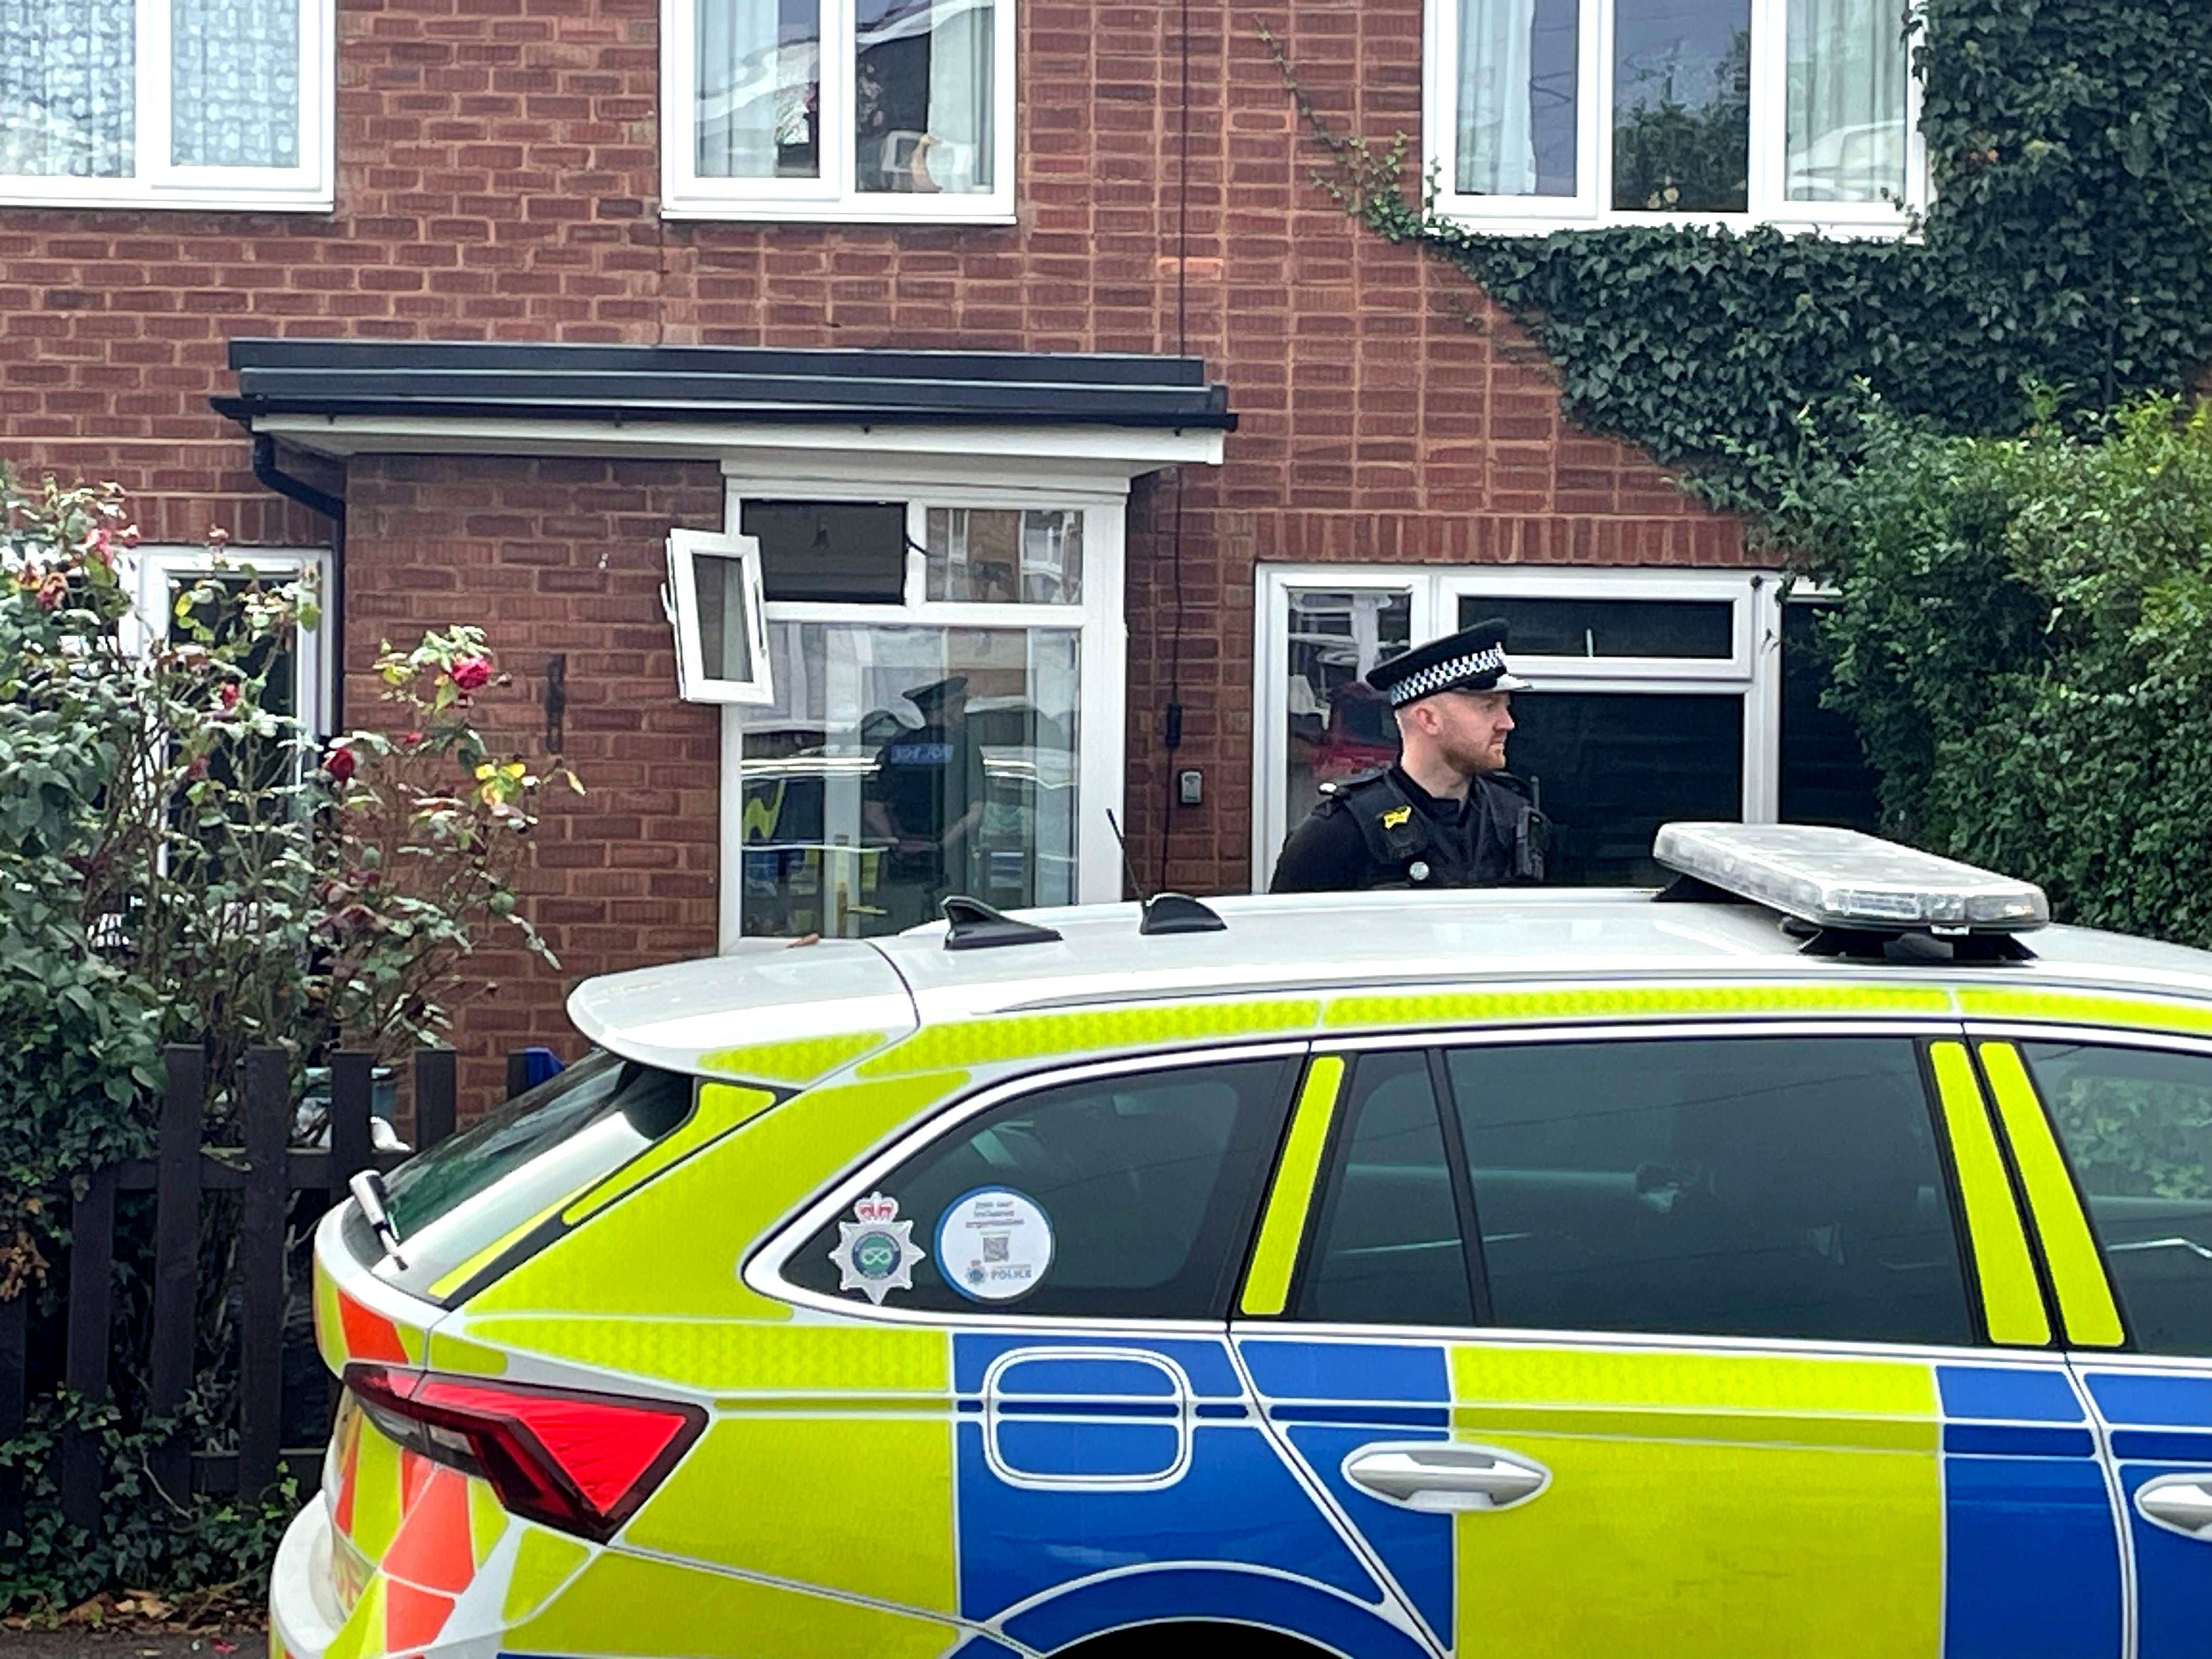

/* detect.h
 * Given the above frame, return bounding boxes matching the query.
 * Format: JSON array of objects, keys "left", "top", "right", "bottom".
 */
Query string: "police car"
[{"left": 275, "top": 824, "right": 2212, "bottom": 1659}]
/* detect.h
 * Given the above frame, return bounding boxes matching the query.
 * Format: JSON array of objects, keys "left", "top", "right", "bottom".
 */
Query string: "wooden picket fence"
[{"left": 0, "top": 1044, "right": 542, "bottom": 1537}]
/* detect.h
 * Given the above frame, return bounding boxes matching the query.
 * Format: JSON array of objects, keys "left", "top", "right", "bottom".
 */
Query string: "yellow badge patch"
[{"left": 1381, "top": 805, "right": 1412, "bottom": 829}]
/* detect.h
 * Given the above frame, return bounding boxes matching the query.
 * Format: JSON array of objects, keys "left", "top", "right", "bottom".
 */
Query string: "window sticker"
[
  {"left": 937, "top": 1187, "right": 1054, "bottom": 1303},
  {"left": 828, "top": 1192, "right": 925, "bottom": 1305}
]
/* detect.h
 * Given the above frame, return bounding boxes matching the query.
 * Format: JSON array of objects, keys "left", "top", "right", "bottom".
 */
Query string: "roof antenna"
[{"left": 1107, "top": 809, "right": 1227, "bottom": 936}]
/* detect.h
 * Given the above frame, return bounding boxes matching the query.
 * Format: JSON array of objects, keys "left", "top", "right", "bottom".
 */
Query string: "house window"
[
  {"left": 696, "top": 491, "right": 1117, "bottom": 942},
  {"left": 664, "top": 0, "right": 1014, "bottom": 221},
  {"left": 123, "top": 546, "right": 331, "bottom": 738},
  {"left": 1256, "top": 567, "right": 1821, "bottom": 888},
  {"left": 0, "top": 0, "right": 333, "bottom": 209},
  {"left": 1427, "top": 0, "right": 1921, "bottom": 233}
]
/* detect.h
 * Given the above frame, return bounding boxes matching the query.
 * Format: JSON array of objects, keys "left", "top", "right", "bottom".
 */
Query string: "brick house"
[{"left": 4, "top": 0, "right": 1895, "bottom": 1092}]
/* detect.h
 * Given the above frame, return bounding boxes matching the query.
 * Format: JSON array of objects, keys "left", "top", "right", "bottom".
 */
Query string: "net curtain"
[
  {"left": 0, "top": 0, "right": 134, "bottom": 175},
  {"left": 0, "top": 0, "right": 296, "bottom": 175},
  {"left": 1456, "top": 0, "right": 1537, "bottom": 195},
  {"left": 1785, "top": 0, "right": 1907, "bottom": 201}
]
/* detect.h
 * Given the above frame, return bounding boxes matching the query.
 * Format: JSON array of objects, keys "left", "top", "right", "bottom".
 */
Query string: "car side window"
[
  {"left": 1295, "top": 1050, "right": 1474, "bottom": 1327},
  {"left": 784, "top": 1056, "right": 1298, "bottom": 1319},
  {"left": 2019, "top": 1040, "right": 2212, "bottom": 1357},
  {"left": 1444, "top": 1036, "right": 1976, "bottom": 1347}
]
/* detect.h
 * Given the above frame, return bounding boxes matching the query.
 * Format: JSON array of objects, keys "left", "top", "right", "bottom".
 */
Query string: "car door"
[
  {"left": 1232, "top": 1025, "right": 2127, "bottom": 1659},
  {"left": 763, "top": 1044, "right": 1434, "bottom": 1658},
  {"left": 1973, "top": 1029, "right": 2212, "bottom": 1659}
]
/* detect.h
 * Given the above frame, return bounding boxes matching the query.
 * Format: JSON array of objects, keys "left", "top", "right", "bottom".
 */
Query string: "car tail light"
[{"left": 346, "top": 1366, "right": 705, "bottom": 1541}]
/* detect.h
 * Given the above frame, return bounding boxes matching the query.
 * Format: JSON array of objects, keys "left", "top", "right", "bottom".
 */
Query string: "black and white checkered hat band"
[{"left": 1386, "top": 647, "right": 1508, "bottom": 706}]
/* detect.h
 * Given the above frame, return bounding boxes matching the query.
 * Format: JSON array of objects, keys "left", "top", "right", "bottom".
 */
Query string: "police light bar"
[{"left": 1654, "top": 823, "right": 2049, "bottom": 934}]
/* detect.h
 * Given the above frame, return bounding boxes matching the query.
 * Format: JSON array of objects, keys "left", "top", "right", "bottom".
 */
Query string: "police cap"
[
  {"left": 1366, "top": 618, "right": 1530, "bottom": 708},
  {"left": 903, "top": 675, "right": 970, "bottom": 712}
]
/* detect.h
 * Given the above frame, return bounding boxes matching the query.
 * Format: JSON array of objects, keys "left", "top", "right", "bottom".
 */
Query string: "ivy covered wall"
[{"left": 1291, "top": 0, "right": 2212, "bottom": 511}]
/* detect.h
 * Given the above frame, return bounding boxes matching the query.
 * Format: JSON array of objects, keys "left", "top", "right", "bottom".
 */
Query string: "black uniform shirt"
[{"left": 1269, "top": 764, "right": 1525, "bottom": 893}]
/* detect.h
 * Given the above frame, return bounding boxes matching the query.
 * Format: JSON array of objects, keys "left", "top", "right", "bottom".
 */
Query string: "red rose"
[
  {"left": 324, "top": 744, "right": 357, "bottom": 783},
  {"left": 402, "top": 729, "right": 423, "bottom": 748},
  {"left": 35, "top": 572, "right": 67, "bottom": 610},
  {"left": 449, "top": 655, "right": 492, "bottom": 692},
  {"left": 217, "top": 682, "right": 241, "bottom": 712}
]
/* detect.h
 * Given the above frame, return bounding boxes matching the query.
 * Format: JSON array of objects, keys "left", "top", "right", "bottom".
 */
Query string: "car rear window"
[{"left": 364, "top": 1051, "right": 694, "bottom": 1299}]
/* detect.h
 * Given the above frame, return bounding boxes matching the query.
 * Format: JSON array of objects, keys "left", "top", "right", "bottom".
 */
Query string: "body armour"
[{"left": 1271, "top": 766, "right": 1550, "bottom": 892}]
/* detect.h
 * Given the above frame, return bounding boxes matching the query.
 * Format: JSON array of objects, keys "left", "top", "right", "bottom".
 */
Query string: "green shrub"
[{"left": 1802, "top": 394, "right": 2212, "bottom": 945}]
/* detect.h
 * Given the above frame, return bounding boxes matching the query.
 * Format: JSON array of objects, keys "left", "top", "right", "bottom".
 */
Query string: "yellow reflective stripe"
[
  {"left": 561, "top": 1083, "right": 774, "bottom": 1225},
  {"left": 1977, "top": 1041, "right": 2126, "bottom": 1347},
  {"left": 1929, "top": 1040, "right": 2050, "bottom": 1345},
  {"left": 857, "top": 1001, "right": 1323, "bottom": 1075},
  {"left": 1241, "top": 1055, "right": 1345, "bottom": 1316},
  {"left": 428, "top": 1083, "right": 780, "bottom": 1300},
  {"left": 428, "top": 1207, "right": 552, "bottom": 1302},
  {"left": 1321, "top": 981, "right": 1952, "bottom": 1031},
  {"left": 1956, "top": 986, "right": 2212, "bottom": 1037},
  {"left": 697, "top": 1031, "right": 895, "bottom": 1085}
]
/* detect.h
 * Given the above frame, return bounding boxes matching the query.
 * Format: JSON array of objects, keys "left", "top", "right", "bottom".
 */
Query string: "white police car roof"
[{"left": 569, "top": 885, "right": 2212, "bottom": 1078}]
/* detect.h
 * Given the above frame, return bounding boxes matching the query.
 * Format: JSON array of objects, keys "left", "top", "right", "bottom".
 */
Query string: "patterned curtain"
[
  {"left": 172, "top": 0, "right": 299, "bottom": 168},
  {"left": 0, "top": 0, "right": 134, "bottom": 176}
]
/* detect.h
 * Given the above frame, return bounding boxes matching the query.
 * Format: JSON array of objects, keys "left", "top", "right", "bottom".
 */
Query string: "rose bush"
[{"left": 0, "top": 471, "right": 577, "bottom": 1610}]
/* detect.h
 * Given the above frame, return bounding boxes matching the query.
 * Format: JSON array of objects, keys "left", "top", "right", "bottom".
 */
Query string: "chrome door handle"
[
  {"left": 2137, "top": 1475, "right": 2212, "bottom": 1540},
  {"left": 1342, "top": 1442, "right": 1550, "bottom": 1513}
]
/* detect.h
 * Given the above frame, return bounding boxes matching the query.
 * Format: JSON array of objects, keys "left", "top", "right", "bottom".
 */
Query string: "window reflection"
[
  {"left": 696, "top": 0, "right": 821, "bottom": 179},
  {"left": 1612, "top": 0, "right": 1750, "bottom": 212},
  {"left": 739, "top": 623, "right": 1077, "bottom": 936},
  {"left": 854, "top": 0, "right": 993, "bottom": 194},
  {"left": 1282, "top": 589, "right": 1411, "bottom": 830},
  {"left": 925, "top": 508, "right": 1082, "bottom": 604}
]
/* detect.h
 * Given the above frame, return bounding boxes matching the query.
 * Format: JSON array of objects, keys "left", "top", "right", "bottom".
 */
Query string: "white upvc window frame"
[
  {"left": 661, "top": 0, "right": 1017, "bottom": 223},
  {"left": 120, "top": 544, "right": 334, "bottom": 736},
  {"left": 1252, "top": 564, "right": 1785, "bottom": 890},
  {"left": 0, "top": 0, "right": 336, "bottom": 211},
  {"left": 714, "top": 469, "right": 1126, "bottom": 950},
  {"left": 1424, "top": 0, "right": 1927, "bottom": 238},
  {"left": 667, "top": 527, "right": 777, "bottom": 705}
]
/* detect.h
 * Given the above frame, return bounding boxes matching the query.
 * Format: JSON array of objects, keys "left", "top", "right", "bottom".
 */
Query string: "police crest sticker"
[
  {"left": 936, "top": 1188, "right": 1053, "bottom": 1303},
  {"left": 829, "top": 1192, "right": 925, "bottom": 1305}
]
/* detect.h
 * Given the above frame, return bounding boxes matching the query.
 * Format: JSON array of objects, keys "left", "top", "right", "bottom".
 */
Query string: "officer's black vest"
[{"left": 1315, "top": 768, "right": 1549, "bottom": 889}]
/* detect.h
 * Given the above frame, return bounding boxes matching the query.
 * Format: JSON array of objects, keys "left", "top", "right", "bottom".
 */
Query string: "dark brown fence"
[{"left": 0, "top": 1043, "right": 522, "bottom": 1538}]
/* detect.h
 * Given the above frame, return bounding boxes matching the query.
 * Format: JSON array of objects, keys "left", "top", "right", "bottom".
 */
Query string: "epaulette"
[{"left": 1316, "top": 766, "right": 1390, "bottom": 799}]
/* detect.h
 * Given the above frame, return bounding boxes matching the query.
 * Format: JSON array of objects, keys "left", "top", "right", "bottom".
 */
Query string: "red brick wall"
[
  {"left": 0, "top": 0, "right": 1746, "bottom": 1092},
  {"left": 342, "top": 455, "right": 726, "bottom": 1100}
]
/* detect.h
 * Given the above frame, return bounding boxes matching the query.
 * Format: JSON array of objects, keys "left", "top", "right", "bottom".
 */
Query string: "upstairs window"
[
  {"left": 1427, "top": 0, "right": 1922, "bottom": 234},
  {"left": 0, "top": 0, "right": 333, "bottom": 209},
  {"left": 664, "top": 0, "right": 1013, "bottom": 221}
]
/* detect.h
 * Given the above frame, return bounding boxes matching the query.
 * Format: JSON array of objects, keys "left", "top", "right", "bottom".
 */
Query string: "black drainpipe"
[{"left": 252, "top": 434, "right": 348, "bottom": 736}]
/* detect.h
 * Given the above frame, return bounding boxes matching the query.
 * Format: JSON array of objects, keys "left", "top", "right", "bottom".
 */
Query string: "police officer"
[{"left": 1269, "top": 618, "right": 1548, "bottom": 892}]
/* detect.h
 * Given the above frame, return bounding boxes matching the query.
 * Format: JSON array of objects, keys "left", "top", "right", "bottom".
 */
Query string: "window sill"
[
  {"left": 661, "top": 197, "right": 1017, "bottom": 227},
  {"left": 0, "top": 183, "right": 334, "bottom": 213},
  {"left": 1429, "top": 207, "right": 1919, "bottom": 241}
]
